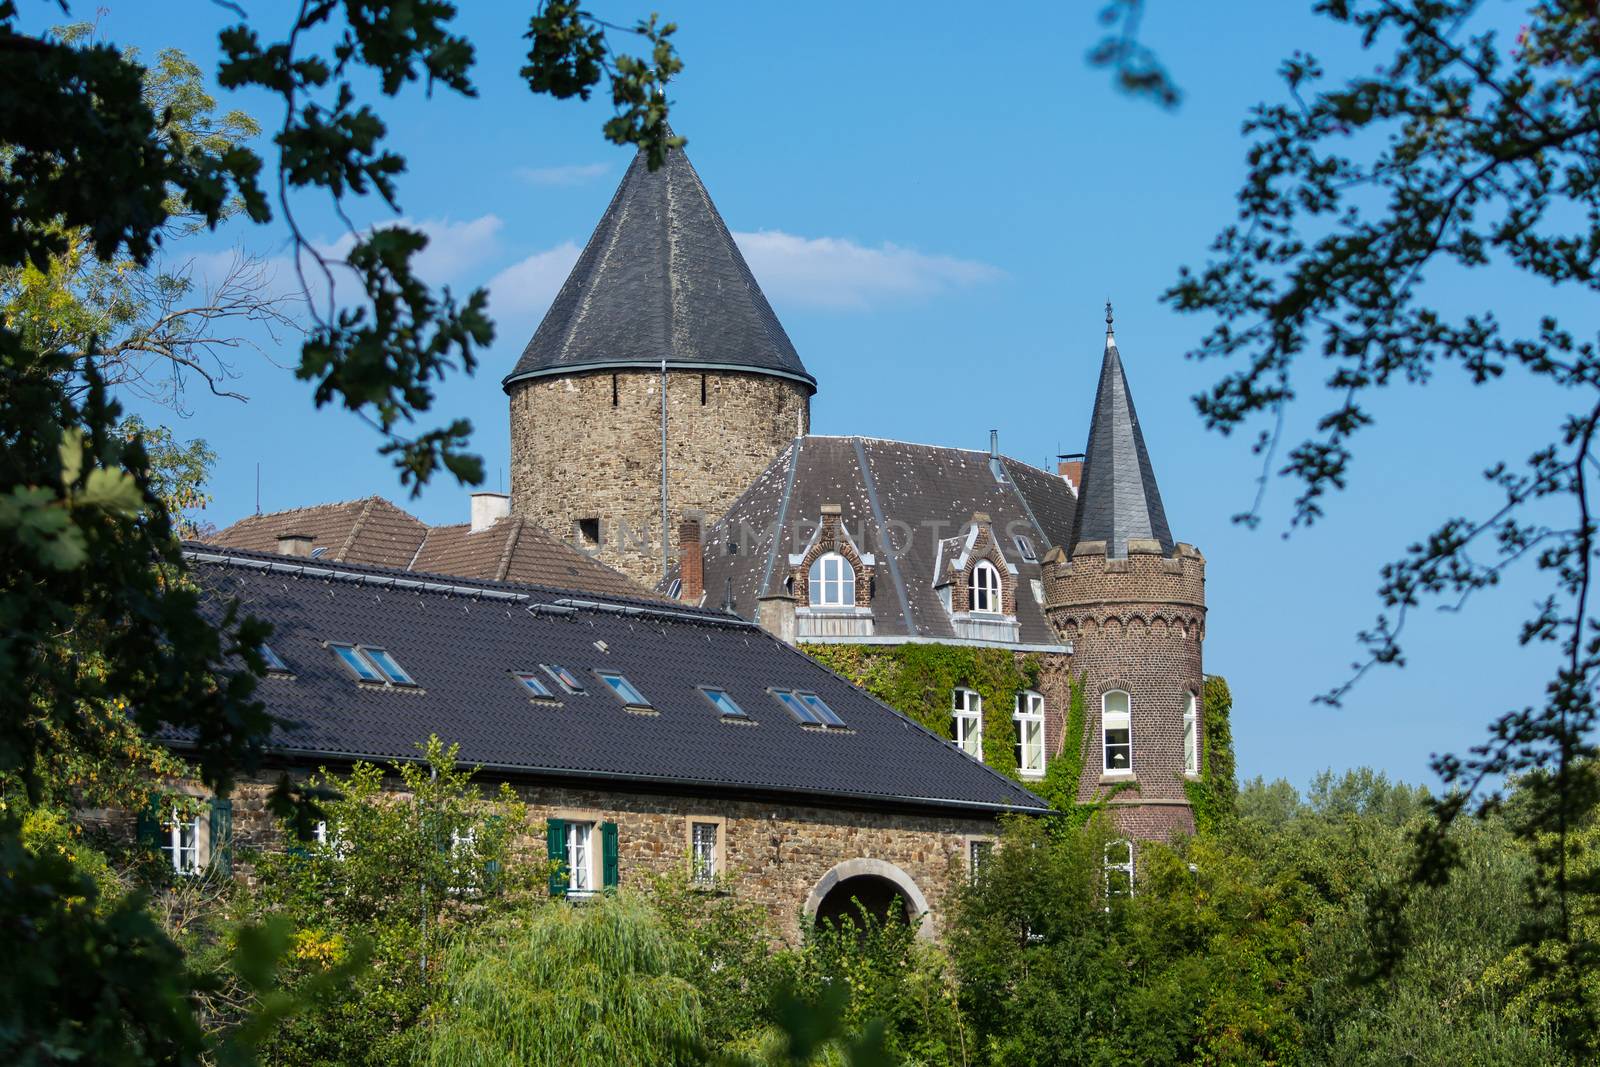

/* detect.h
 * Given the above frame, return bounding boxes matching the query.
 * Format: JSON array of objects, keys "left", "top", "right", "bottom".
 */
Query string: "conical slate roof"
[
  {"left": 502, "top": 140, "right": 814, "bottom": 391},
  {"left": 1068, "top": 308, "right": 1175, "bottom": 557}
]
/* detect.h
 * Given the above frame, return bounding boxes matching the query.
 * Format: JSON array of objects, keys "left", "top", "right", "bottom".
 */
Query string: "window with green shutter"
[
  {"left": 209, "top": 797, "right": 233, "bottom": 877},
  {"left": 601, "top": 822, "right": 619, "bottom": 890},
  {"left": 545, "top": 817, "right": 567, "bottom": 896}
]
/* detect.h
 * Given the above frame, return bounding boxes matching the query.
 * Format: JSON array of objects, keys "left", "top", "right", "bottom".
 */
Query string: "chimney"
[
  {"left": 470, "top": 491, "right": 510, "bottom": 533},
  {"left": 989, "top": 429, "right": 999, "bottom": 458},
  {"left": 678, "top": 512, "right": 704, "bottom": 602},
  {"left": 1057, "top": 452, "right": 1085, "bottom": 493},
  {"left": 276, "top": 533, "right": 313, "bottom": 557}
]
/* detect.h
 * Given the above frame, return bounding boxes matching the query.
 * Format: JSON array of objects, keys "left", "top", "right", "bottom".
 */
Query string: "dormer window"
[
  {"left": 970, "top": 560, "right": 1001, "bottom": 614},
  {"left": 808, "top": 552, "right": 855, "bottom": 607}
]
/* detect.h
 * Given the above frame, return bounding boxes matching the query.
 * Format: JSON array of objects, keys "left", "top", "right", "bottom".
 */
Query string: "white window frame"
[
  {"left": 1014, "top": 690, "right": 1046, "bottom": 778},
  {"left": 1104, "top": 839, "right": 1134, "bottom": 900},
  {"left": 968, "top": 838, "right": 994, "bottom": 883},
  {"left": 565, "top": 820, "right": 595, "bottom": 896},
  {"left": 807, "top": 552, "right": 856, "bottom": 608},
  {"left": 163, "top": 805, "right": 204, "bottom": 876},
  {"left": 1183, "top": 691, "right": 1200, "bottom": 776},
  {"left": 1102, "top": 690, "right": 1132, "bottom": 775},
  {"left": 970, "top": 560, "right": 1001, "bottom": 614},
  {"left": 952, "top": 687, "right": 984, "bottom": 760},
  {"left": 690, "top": 821, "right": 719, "bottom": 886}
]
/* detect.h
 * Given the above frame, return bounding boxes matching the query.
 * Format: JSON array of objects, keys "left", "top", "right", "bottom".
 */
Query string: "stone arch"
[{"left": 803, "top": 858, "right": 935, "bottom": 942}]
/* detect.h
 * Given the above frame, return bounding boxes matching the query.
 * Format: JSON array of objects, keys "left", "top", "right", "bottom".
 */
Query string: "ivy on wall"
[
  {"left": 801, "top": 643, "right": 1040, "bottom": 783},
  {"left": 1184, "top": 675, "right": 1238, "bottom": 835}
]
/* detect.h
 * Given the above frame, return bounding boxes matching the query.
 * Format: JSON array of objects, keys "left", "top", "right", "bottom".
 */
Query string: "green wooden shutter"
[
  {"left": 136, "top": 794, "right": 163, "bottom": 853},
  {"left": 601, "top": 822, "right": 619, "bottom": 890},
  {"left": 483, "top": 814, "right": 503, "bottom": 887},
  {"left": 209, "top": 797, "right": 233, "bottom": 878},
  {"left": 545, "top": 818, "right": 567, "bottom": 897}
]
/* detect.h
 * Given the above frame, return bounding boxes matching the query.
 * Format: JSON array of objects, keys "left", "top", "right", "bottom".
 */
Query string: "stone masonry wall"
[
  {"left": 121, "top": 770, "right": 999, "bottom": 945},
  {"left": 1043, "top": 539, "right": 1206, "bottom": 839},
  {"left": 508, "top": 369, "right": 811, "bottom": 589}
]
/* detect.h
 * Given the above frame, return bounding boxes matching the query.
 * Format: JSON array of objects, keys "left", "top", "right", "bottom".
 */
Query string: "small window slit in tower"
[
  {"left": 700, "top": 373, "right": 707, "bottom": 406},
  {"left": 611, "top": 374, "right": 619, "bottom": 407}
]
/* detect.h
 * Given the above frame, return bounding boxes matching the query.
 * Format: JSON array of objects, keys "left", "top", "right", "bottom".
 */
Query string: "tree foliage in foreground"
[{"left": 1156, "top": 0, "right": 1600, "bottom": 1048}]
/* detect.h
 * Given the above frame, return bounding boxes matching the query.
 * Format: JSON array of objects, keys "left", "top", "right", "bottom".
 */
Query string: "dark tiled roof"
[
  {"left": 182, "top": 546, "right": 1046, "bottom": 814},
  {"left": 503, "top": 142, "right": 815, "bottom": 392},
  {"left": 1068, "top": 323, "right": 1175, "bottom": 557},
  {"left": 211, "top": 500, "right": 657, "bottom": 601},
  {"left": 687, "top": 436, "right": 1076, "bottom": 648}
]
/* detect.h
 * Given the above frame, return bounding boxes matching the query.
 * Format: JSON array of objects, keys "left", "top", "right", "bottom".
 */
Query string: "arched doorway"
[{"left": 802, "top": 858, "right": 935, "bottom": 941}]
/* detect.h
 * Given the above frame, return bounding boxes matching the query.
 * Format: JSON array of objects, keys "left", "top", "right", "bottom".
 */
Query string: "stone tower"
[
  {"left": 1042, "top": 306, "right": 1207, "bottom": 842},
  {"left": 503, "top": 140, "right": 815, "bottom": 588}
]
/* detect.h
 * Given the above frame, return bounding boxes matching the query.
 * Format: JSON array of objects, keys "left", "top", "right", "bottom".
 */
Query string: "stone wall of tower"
[
  {"left": 1042, "top": 538, "right": 1206, "bottom": 840},
  {"left": 508, "top": 369, "right": 811, "bottom": 588}
]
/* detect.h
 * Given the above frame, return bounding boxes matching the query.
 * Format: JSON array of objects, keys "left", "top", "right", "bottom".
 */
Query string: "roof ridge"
[
  {"left": 337, "top": 496, "right": 378, "bottom": 561},
  {"left": 495, "top": 515, "right": 524, "bottom": 582}
]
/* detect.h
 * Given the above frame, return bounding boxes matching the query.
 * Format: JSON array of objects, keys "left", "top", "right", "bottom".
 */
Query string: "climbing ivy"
[
  {"left": 1184, "top": 675, "right": 1238, "bottom": 836},
  {"left": 801, "top": 643, "right": 1039, "bottom": 783}
]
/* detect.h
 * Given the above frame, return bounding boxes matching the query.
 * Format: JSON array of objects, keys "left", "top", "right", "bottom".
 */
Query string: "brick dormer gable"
[
  {"left": 788, "top": 504, "right": 875, "bottom": 608},
  {"left": 933, "top": 513, "right": 1018, "bottom": 617}
]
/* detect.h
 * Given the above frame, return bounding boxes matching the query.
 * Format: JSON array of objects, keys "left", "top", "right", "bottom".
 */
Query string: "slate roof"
[
  {"left": 210, "top": 498, "right": 652, "bottom": 601},
  {"left": 503, "top": 140, "right": 815, "bottom": 392},
  {"left": 1067, "top": 315, "right": 1175, "bottom": 557},
  {"left": 181, "top": 546, "right": 1047, "bottom": 815},
  {"left": 681, "top": 436, "right": 1078, "bottom": 648}
]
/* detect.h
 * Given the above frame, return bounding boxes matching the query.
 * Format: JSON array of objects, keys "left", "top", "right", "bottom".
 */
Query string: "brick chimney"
[
  {"left": 678, "top": 512, "right": 704, "bottom": 603},
  {"left": 1057, "top": 453, "right": 1085, "bottom": 494},
  {"left": 276, "top": 533, "right": 313, "bottom": 557}
]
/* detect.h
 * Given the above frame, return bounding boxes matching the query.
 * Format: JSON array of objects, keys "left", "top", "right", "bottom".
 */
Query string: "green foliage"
[
  {"left": 242, "top": 738, "right": 534, "bottom": 1067},
  {"left": 1184, "top": 674, "right": 1238, "bottom": 834},
  {"left": 1034, "top": 675, "right": 1089, "bottom": 816},
  {"left": 802, "top": 643, "right": 1042, "bottom": 785},
  {"left": 423, "top": 893, "right": 701, "bottom": 1067}
]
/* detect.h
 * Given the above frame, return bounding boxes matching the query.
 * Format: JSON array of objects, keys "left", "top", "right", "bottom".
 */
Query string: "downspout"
[{"left": 660, "top": 358, "right": 669, "bottom": 581}]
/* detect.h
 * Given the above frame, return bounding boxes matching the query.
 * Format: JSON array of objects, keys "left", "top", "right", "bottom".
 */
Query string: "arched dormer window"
[
  {"left": 808, "top": 552, "right": 856, "bottom": 607},
  {"left": 971, "top": 560, "right": 1001, "bottom": 614},
  {"left": 1102, "top": 690, "right": 1132, "bottom": 775}
]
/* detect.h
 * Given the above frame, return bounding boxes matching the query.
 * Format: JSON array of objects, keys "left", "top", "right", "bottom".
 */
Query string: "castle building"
[
  {"left": 502, "top": 142, "right": 814, "bottom": 586},
  {"left": 181, "top": 135, "right": 1213, "bottom": 922}
]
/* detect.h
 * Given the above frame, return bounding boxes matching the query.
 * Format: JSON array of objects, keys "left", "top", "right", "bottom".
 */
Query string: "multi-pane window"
[
  {"left": 596, "top": 671, "right": 651, "bottom": 707},
  {"left": 953, "top": 688, "right": 983, "bottom": 759},
  {"left": 970, "top": 560, "right": 1001, "bottom": 614},
  {"left": 808, "top": 552, "right": 856, "bottom": 607},
  {"left": 1102, "top": 690, "right": 1132, "bottom": 774},
  {"left": 969, "top": 839, "right": 994, "bottom": 882},
  {"left": 331, "top": 643, "right": 415, "bottom": 686},
  {"left": 566, "top": 821, "right": 594, "bottom": 895},
  {"left": 1183, "top": 692, "right": 1200, "bottom": 775},
  {"left": 691, "top": 822, "right": 719, "bottom": 885},
  {"left": 700, "top": 687, "right": 747, "bottom": 718},
  {"left": 541, "top": 664, "right": 586, "bottom": 694},
  {"left": 1014, "top": 690, "right": 1046, "bottom": 777},
  {"left": 514, "top": 670, "right": 556, "bottom": 699},
  {"left": 1105, "top": 839, "right": 1134, "bottom": 900},
  {"left": 163, "top": 807, "right": 202, "bottom": 875}
]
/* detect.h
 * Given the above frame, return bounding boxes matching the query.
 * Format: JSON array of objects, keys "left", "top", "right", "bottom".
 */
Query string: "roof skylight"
[
  {"left": 330, "top": 643, "right": 416, "bottom": 687},
  {"left": 261, "top": 643, "right": 290, "bottom": 673},
  {"left": 1014, "top": 534, "right": 1038, "bottom": 562},
  {"left": 362, "top": 647, "right": 415, "bottom": 686},
  {"left": 700, "top": 687, "right": 747, "bottom": 718},
  {"left": 770, "top": 688, "right": 820, "bottom": 725},
  {"left": 798, "top": 692, "right": 846, "bottom": 727},
  {"left": 541, "top": 664, "right": 586, "bottom": 694},
  {"left": 513, "top": 671, "right": 556, "bottom": 699},
  {"left": 596, "top": 671, "right": 651, "bottom": 707},
  {"left": 331, "top": 643, "right": 383, "bottom": 683}
]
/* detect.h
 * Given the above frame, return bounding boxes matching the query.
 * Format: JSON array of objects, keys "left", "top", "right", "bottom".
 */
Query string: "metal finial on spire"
[{"left": 1105, "top": 299, "right": 1114, "bottom": 333}]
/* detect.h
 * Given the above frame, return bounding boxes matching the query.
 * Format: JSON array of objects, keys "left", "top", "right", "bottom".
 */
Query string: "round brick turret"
[
  {"left": 1042, "top": 537, "right": 1206, "bottom": 841},
  {"left": 508, "top": 369, "right": 809, "bottom": 587}
]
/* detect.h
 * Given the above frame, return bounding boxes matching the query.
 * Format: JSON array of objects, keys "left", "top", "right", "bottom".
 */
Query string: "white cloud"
[
  {"left": 315, "top": 214, "right": 505, "bottom": 286},
  {"left": 732, "top": 230, "right": 1002, "bottom": 310},
  {"left": 517, "top": 163, "right": 611, "bottom": 186},
  {"left": 485, "top": 241, "right": 583, "bottom": 325}
]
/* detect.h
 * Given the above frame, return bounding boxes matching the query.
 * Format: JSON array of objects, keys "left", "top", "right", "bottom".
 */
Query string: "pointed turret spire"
[
  {"left": 502, "top": 139, "right": 815, "bottom": 392},
  {"left": 1068, "top": 310, "right": 1175, "bottom": 557}
]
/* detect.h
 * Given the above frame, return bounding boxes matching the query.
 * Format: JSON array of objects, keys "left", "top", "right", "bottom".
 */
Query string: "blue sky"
[{"left": 50, "top": 2, "right": 1568, "bottom": 791}]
